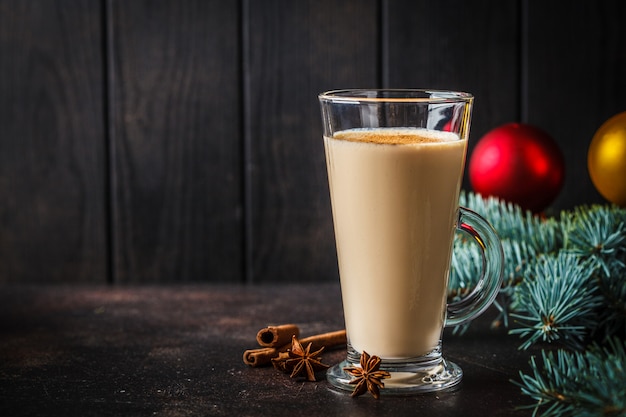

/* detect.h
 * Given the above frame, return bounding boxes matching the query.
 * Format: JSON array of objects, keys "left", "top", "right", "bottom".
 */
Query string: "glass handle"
[{"left": 445, "top": 207, "right": 504, "bottom": 327}]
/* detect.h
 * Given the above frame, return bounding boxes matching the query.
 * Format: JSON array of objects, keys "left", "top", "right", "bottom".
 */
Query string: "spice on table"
[
  {"left": 343, "top": 351, "right": 391, "bottom": 399},
  {"left": 243, "top": 329, "right": 346, "bottom": 367},
  {"left": 272, "top": 335, "right": 330, "bottom": 382},
  {"left": 256, "top": 324, "right": 300, "bottom": 348}
]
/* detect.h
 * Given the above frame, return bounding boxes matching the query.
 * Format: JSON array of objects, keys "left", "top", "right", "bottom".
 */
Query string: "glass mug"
[{"left": 319, "top": 89, "right": 504, "bottom": 394}]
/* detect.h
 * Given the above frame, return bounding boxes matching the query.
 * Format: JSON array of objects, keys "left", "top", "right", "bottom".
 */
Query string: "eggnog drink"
[{"left": 324, "top": 127, "right": 467, "bottom": 359}]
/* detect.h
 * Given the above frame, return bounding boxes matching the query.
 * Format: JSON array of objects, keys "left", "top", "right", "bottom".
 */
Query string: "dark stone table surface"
[{"left": 0, "top": 284, "right": 539, "bottom": 416}]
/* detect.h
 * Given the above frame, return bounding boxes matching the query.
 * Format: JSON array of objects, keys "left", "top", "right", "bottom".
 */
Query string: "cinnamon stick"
[
  {"left": 243, "top": 347, "right": 278, "bottom": 367},
  {"left": 298, "top": 329, "right": 347, "bottom": 353},
  {"left": 256, "top": 324, "right": 300, "bottom": 348},
  {"left": 243, "top": 329, "right": 347, "bottom": 367}
]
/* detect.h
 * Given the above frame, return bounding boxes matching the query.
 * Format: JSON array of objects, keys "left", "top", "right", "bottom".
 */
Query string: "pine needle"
[
  {"left": 514, "top": 338, "right": 626, "bottom": 417},
  {"left": 452, "top": 193, "right": 626, "bottom": 416},
  {"left": 509, "top": 253, "right": 602, "bottom": 350},
  {"left": 562, "top": 205, "right": 626, "bottom": 277}
]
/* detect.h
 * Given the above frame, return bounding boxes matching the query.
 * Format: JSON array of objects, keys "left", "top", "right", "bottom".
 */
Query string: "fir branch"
[
  {"left": 452, "top": 193, "right": 626, "bottom": 415},
  {"left": 499, "top": 239, "right": 537, "bottom": 293},
  {"left": 595, "top": 260, "right": 626, "bottom": 339},
  {"left": 561, "top": 205, "right": 626, "bottom": 339},
  {"left": 514, "top": 338, "right": 626, "bottom": 417},
  {"left": 450, "top": 236, "right": 536, "bottom": 329},
  {"left": 562, "top": 205, "right": 626, "bottom": 277},
  {"left": 509, "top": 253, "right": 602, "bottom": 350},
  {"left": 449, "top": 235, "right": 482, "bottom": 301},
  {"left": 459, "top": 191, "right": 562, "bottom": 254},
  {"left": 449, "top": 238, "right": 483, "bottom": 334}
]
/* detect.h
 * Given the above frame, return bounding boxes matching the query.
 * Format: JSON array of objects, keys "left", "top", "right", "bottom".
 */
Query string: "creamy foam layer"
[
  {"left": 334, "top": 127, "right": 459, "bottom": 145},
  {"left": 325, "top": 127, "right": 467, "bottom": 358}
]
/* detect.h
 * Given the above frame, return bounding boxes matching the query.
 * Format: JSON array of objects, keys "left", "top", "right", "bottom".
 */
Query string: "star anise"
[
  {"left": 271, "top": 335, "right": 329, "bottom": 381},
  {"left": 343, "top": 351, "right": 391, "bottom": 399},
  {"left": 271, "top": 351, "right": 291, "bottom": 373}
]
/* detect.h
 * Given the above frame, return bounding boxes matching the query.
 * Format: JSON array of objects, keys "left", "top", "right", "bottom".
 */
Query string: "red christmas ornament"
[{"left": 468, "top": 123, "right": 565, "bottom": 213}]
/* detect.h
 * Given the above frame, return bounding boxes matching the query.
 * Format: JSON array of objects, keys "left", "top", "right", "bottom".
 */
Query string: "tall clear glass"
[{"left": 319, "top": 89, "right": 504, "bottom": 394}]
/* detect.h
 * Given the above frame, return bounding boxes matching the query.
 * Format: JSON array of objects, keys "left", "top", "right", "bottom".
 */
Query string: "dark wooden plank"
[
  {"left": 245, "top": 0, "right": 379, "bottom": 283},
  {"left": 0, "top": 285, "right": 533, "bottom": 416},
  {"left": 526, "top": 0, "right": 626, "bottom": 210},
  {"left": 109, "top": 0, "right": 243, "bottom": 283},
  {"left": 0, "top": 0, "right": 107, "bottom": 283},
  {"left": 385, "top": 0, "right": 521, "bottom": 192}
]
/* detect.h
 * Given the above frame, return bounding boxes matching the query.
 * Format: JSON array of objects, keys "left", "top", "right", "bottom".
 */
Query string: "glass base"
[{"left": 327, "top": 353, "right": 463, "bottom": 396}]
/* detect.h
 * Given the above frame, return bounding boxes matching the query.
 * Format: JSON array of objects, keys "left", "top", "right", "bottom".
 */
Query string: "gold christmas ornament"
[{"left": 588, "top": 111, "right": 626, "bottom": 206}]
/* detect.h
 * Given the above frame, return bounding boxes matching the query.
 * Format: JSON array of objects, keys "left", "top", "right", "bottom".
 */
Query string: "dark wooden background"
[{"left": 0, "top": 0, "right": 624, "bottom": 285}]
